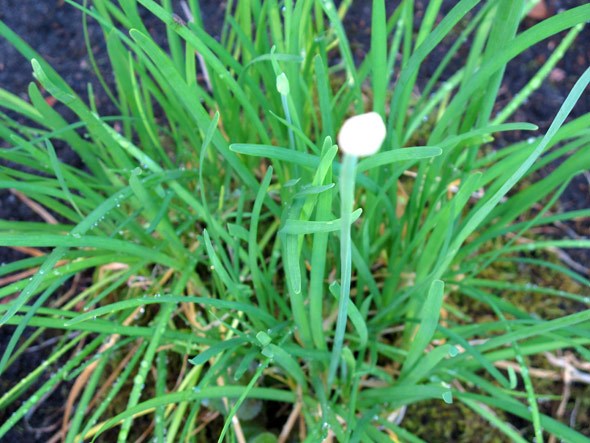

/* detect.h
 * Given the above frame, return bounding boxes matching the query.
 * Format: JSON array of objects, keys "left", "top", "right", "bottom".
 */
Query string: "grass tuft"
[{"left": 1, "top": 1, "right": 589, "bottom": 441}]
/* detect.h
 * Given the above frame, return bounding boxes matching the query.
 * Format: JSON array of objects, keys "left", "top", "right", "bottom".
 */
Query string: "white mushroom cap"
[{"left": 337, "top": 112, "right": 386, "bottom": 157}]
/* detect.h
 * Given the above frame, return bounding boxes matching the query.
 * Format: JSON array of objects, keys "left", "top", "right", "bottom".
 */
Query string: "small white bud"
[
  {"left": 337, "top": 112, "right": 386, "bottom": 157},
  {"left": 276, "top": 72, "right": 290, "bottom": 96}
]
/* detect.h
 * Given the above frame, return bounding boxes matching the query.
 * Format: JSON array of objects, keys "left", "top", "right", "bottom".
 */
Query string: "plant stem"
[{"left": 328, "top": 153, "right": 357, "bottom": 388}]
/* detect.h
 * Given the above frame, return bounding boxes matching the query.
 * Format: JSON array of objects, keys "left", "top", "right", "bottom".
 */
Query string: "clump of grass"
[{"left": 1, "top": 0, "right": 589, "bottom": 441}]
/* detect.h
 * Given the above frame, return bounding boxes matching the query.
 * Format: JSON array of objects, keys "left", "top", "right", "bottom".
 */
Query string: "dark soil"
[{"left": 0, "top": 1, "right": 588, "bottom": 442}]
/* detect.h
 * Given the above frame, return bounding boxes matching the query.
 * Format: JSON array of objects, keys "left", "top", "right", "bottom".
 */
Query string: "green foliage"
[{"left": 0, "top": 0, "right": 589, "bottom": 441}]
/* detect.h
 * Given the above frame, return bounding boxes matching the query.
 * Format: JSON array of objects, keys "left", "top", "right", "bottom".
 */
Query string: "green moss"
[
  {"left": 403, "top": 400, "right": 508, "bottom": 442},
  {"left": 443, "top": 233, "right": 589, "bottom": 440},
  {"left": 488, "top": 250, "right": 585, "bottom": 320}
]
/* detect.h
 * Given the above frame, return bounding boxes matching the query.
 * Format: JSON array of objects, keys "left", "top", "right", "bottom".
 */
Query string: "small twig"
[
  {"left": 191, "top": 410, "right": 221, "bottom": 436},
  {"left": 25, "top": 417, "right": 61, "bottom": 442},
  {"left": 177, "top": 2, "right": 213, "bottom": 92},
  {"left": 171, "top": 353, "right": 189, "bottom": 393},
  {"left": 299, "top": 404, "right": 307, "bottom": 440},
  {"left": 60, "top": 309, "right": 145, "bottom": 440},
  {"left": 0, "top": 253, "right": 68, "bottom": 288},
  {"left": 0, "top": 267, "right": 42, "bottom": 287},
  {"left": 494, "top": 360, "right": 561, "bottom": 381},
  {"left": 202, "top": 313, "right": 231, "bottom": 331},
  {"left": 553, "top": 220, "right": 583, "bottom": 240},
  {"left": 10, "top": 246, "right": 46, "bottom": 257},
  {"left": 547, "top": 246, "right": 589, "bottom": 276},
  {"left": 135, "top": 420, "right": 155, "bottom": 443},
  {"left": 504, "top": 233, "right": 589, "bottom": 275},
  {"left": 386, "top": 405, "right": 406, "bottom": 426},
  {"left": 278, "top": 399, "right": 302, "bottom": 443},
  {"left": 24, "top": 380, "right": 61, "bottom": 426},
  {"left": 545, "top": 352, "right": 590, "bottom": 384},
  {"left": 180, "top": 0, "right": 194, "bottom": 23},
  {"left": 50, "top": 271, "right": 82, "bottom": 309},
  {"left": 25, "top": 332, "right": 79, "bottom": 353},
  {"left": 88, "top": 340, "right": 143, "bottom": 411},
  {"left": 196, "top": 52, "right": 213, "bottom": 92},
  {"left": 556, "top": 374, "right": 571, "bottom": 418},
  {"left": 216, "top": 376, "right": 247, "bottom": 443},
  {"left": 11, "top": 189, "right": 58, "bottom": 224},
  {"left": 126, "top": 275, "right": 154, "bottom": 289}
]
